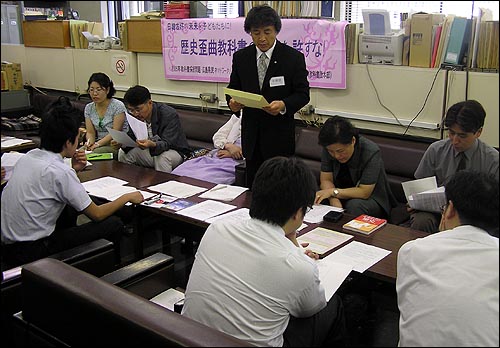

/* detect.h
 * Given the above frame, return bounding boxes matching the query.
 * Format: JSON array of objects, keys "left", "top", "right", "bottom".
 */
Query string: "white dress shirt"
[
  {"left": 182, "top": 218, "right": 326, "bottom": 347},
  {"left": 397, "top": 225, "right": 499, "bottom": 347},
  {"left": 1, "top": 149, "right": 91, "bottom": 243}
]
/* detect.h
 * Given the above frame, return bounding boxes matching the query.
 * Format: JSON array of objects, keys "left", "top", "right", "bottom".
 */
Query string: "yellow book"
[{"left": 223, "top": 88, "right": 269, "bottom": 109}]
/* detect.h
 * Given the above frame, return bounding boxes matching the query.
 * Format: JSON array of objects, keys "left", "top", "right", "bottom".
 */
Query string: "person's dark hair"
[
  {"left": 444, "top": 100, "right": 486, "bottom": 133},
  {"left": 244, "top": 5, "right": 282, "bottom": 33},
  {"left": 123, "top": 85, "right": 151, "bottom": 107},
  {"left": 445, "top": 170, "right": 499, "bottom": 237},
  {"left": 318, "top": 116, "right": 359, "bottom": 147},
  {"left": 250, "top": 157, "right": 317, "bottom": 226},
  {"left": 40, "top": 96, "right": 80, "bottom": 153},
  {"left": 87, "top": 72, "right": 116, "bottom": 99}
]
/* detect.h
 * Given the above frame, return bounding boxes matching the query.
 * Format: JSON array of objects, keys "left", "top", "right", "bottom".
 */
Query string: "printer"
[
  {"left": 358, "top": 9, "right": 404, "bottom": 65},
  {"left": 358, "top": 32, "right": 404, "bottom": 65}
]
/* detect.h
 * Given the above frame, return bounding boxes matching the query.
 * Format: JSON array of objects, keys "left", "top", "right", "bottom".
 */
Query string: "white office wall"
[
  {"left": 72, "top": 49, "right": 138, "bottom": 95},
  {"left": 2, "top": 44, "right": 498, "bottom": 147}
]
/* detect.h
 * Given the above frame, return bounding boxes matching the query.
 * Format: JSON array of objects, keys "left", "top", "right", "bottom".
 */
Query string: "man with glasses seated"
[
  {"left": 84, "top": 72, "right": 128, "bottom": 159},
  {"left": 409, "top": 100, "right": 499, "bottom": 233},
  {"left": 112, "top": 85, "right": 191, "bottom": 173}
]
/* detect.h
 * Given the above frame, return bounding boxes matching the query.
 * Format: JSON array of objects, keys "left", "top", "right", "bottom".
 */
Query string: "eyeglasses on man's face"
[
  {"left": 305, "top": 206, "right": 313, "bottom": 214},
  {"left": 440, "top": 203, "right": 448, "bottom": 215},
  {"left": 127, "top": 103, "right": 146, "bottom": 115}
]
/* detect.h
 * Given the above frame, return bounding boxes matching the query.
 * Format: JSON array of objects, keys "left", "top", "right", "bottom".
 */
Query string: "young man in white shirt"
[
  {"left": 397, "top": 170, "right": 499, "bottom": 346},
  {"left": 182, "top": 156, "right": 346, "bottom": 347}
]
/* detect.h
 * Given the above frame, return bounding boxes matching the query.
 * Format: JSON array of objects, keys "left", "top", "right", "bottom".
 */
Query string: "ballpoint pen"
[{"left": 143, "top": 193, "right": 163, "bottom": 205}]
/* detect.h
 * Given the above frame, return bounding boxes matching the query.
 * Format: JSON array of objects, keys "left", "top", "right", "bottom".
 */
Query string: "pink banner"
[{"left": 161, "top": 18, "right": 348, "bottom": 89}]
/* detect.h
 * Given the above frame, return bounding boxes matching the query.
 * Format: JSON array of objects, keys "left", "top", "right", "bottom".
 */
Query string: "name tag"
[{"left": 269, "top": 76, "right": 285, "bottom": 87}]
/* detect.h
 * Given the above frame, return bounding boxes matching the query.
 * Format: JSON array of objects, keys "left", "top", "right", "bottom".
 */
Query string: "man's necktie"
[
  {"left": 457, "top": 152, "right": 466, "bottom": 172},
  {"left": 257, "top": 53, "right": 268, "bottom": 89}
]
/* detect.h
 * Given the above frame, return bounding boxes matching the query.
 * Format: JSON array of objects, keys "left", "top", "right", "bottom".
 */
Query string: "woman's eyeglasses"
[{"left": 88, "top": 87, "right": 105, "bottom": 94}]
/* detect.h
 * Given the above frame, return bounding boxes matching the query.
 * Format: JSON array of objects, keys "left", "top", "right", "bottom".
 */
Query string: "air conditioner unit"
[{"left": 359, "top": 33, "right": 404, "bottom": 66}]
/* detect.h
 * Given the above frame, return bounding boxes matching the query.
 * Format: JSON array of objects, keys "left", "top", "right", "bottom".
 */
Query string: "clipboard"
[{"left": 224, "top": 87, "right": 269, "bottom": 109}]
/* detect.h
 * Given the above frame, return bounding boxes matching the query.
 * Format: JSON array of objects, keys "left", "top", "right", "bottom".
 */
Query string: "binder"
[{"left": 443, "top": 17, "right": 472, "bottom": 66}]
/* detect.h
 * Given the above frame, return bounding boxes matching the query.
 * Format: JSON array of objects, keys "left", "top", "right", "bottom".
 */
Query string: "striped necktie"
[{"left": 257, "top": 53, "right": 268, "bottom": 89}]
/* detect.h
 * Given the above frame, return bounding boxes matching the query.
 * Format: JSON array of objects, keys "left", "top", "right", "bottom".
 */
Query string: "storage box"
[
  {"left": 126, "top": 20, "right": 162, "bottom": 53},
  {"left": 409, "top": 14, "right": 445, "bottom": 68},
  {"left": 1, "top": 61, "right": 23, "bottom": 90},
  {"left": 22, "top": 20, "right": 71, "bottom": 48}
]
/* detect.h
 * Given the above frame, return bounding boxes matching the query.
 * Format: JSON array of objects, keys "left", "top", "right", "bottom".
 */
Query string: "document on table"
[
  {"left": 316, "top": 258, "right": 353, "bottom": 302},
  {"left": 176, "top": 200, "right": 237, "bottom": 221},
  {"left": 147, "top": 181, "right": 208, "bottom": 198},
  {"left": 150, "top": 288, "right": 185, "bottom": 311},
  {"left": 198, "top": 184, "right": 249, "bottom": 201},
  {"left": 106, "top": 127, "right": 137, "bottom": 148},
  {"left": 126, "top": 112, "right": 148, "bottom": 140},
  {"left": 205, "top": 207, "right": 250, "bottom": 224},
  {"left": 1, "top": 151, "right": 25, "bottom": 181},
  {"left": 297, "top": 227, "right": 353, "bottom": 256},
  {"left": 324, "top": 241, "right": 391, "bottom": 273},
  {"left": 82, "top": 176, "right": 128, "bottom": 193},
  {"left": 1, "top": 136, "right": 33, "bottom": 149},
  {"left": 303, "top": 204, "right": 344, "bottom": 224},
  {"left": 223, "top": 87, "right": 270, "bottom": 109},
  {"left": 88, "top": 185, "right": 138, "bottom": 201}
]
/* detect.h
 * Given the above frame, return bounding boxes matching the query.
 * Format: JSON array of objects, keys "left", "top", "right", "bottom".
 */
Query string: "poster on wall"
[{"left": 161, "top": 18, "right": 348, "bottom": 89}]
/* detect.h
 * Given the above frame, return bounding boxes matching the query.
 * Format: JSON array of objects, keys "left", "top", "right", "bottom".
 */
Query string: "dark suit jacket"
[{"left": 226, "top": 40, "right": 309, "bottom": 160}]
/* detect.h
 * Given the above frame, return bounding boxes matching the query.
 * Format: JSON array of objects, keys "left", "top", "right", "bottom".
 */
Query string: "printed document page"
[
  {"left": 316, "top": 258, "right": 353, "bottom": 301},
  {"left": 176, "top": 200, "right": 237, "bottom": 221},
  {"left": 148, "top": 181, "right": 208, "bottom": 198},
  {"left": 325, "top": 241, "right": 391, "bottom": 273},
  {"left": 224, "top": 87, "right": 270, "bottom": 108},
  {"left": 1, "top": 136, "right": 33, "bottom": 149},
  {"left": 198, "top": 184, "right": 249, "bottom": 201},
  {"left": 82, "top": 176, "right": 128, "bottom": 193},
  {"left": 402, "top": 176, "right": 438, "bottom": 201},
  {"left": 205, "top": 207, "right": 250, "bottom": 224},
  {"left": 150, "top": 288, "right": 185, "bottom": 311},
  {"left": 408, "top": 186, "right": 446, "bottom": 213},
  {"left": 107, "top": 127, "right": 137, "bottom": 148},
  {"left": 304, "top": 204, "right": 344, "bottom": 223},
  {"left": 126, "top": 112, "right": 148, "bottom": 140},
  {"left": 297, "top": 227, "right": 353, "bottom": 255}
]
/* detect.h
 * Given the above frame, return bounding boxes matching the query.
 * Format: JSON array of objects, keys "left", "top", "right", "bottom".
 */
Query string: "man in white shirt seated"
[
  {"left": 182, "top": 156, "right": 346, "bottom": 347},
  {"left": 397, "top": 170, "right": 499, "bottom": 347}
]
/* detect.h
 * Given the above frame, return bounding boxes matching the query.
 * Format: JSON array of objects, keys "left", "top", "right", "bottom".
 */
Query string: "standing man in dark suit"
[{"left": 226, "top": 4, "right": 310, "bottom": 189}]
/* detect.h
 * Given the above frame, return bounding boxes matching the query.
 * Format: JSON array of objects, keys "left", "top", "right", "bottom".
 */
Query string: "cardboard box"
[
  {"left": 126, "top": 20, "right": 162, "bottom": 53},
  {"left": 22, "top": 20, "right": 71, "bottom": 48},
  {"left": 409, "top": 14, "right": 445, "bottom": 68},
  {"left": 1, "top": 61, "right": 23, "bottom": 90}
]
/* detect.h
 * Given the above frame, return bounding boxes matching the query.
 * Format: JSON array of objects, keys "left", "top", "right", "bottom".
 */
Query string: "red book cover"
[
  {"left": 342, "top": 214, "right": 387, "bottom": 235},
  {"left": 431, "top": 25, "right": 443, "bottom": 68}
]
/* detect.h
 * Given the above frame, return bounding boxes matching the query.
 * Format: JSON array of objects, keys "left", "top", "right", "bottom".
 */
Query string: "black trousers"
[
  {"left": 283, "top": 294, "right": 347, "bottom": 347},
  {"left": 2, "top": 206, "right": 124, "bottom": 269}
]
